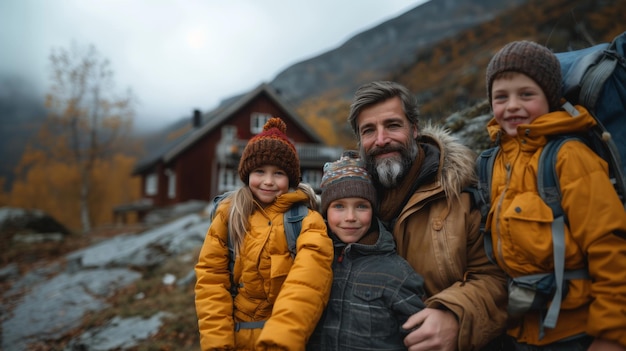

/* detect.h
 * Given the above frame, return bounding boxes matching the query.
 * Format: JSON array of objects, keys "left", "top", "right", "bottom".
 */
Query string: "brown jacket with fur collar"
[{"left": 386, "top": 124, "right": 507, "bottom": 351}]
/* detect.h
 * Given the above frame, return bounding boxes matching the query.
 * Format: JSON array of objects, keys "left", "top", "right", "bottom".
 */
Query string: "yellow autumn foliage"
[{"left": 8, "top": 152, "right": 140, "bottom": 231}]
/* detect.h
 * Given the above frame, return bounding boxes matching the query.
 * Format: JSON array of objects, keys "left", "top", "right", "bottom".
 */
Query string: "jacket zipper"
[
  {"left": 337, "top": 248, "right": 345, "bottom": 263},
  {"left": 495, "top": 162, "right": 513, "bottom": 276}
]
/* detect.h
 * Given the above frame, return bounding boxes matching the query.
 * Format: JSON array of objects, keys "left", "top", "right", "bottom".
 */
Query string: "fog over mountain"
[{"left": 1, "top": 0, "right": 623, "bottom": 193}]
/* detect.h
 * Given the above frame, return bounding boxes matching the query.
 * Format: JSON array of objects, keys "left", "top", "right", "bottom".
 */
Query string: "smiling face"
[
  {"left": 356, "top": 96, "right": 419, "bottom": 188},
  {"left": 491, "top": 72, "right": 550, "bottom": 137},
  {"left": 326, "top": 197, "right": 373, "bottom": 244},
  {"left": 248, "top": 164, "right": 290, "bottom": 207}
]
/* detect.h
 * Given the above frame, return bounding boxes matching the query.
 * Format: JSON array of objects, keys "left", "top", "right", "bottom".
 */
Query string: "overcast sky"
[{"left": 1, "top": 0, "right": 427, "bottom": 131}]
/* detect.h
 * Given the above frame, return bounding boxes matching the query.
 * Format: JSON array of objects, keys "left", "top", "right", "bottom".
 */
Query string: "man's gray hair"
[{"left": 347, "top": 81, "right": 420, "bottom": 139}]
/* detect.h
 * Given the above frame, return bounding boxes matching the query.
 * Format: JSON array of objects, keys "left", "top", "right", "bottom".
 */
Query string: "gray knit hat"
[
  {"left": 486, "top": 40, "right": 562, "bottom": 111},
  {"left": 320, "top": 150, "right": 377, "bottom": 216}
]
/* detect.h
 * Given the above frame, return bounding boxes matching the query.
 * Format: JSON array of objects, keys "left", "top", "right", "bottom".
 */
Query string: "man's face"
[{"left": 356, "top": 96, "right": 418, "bottom": 188}]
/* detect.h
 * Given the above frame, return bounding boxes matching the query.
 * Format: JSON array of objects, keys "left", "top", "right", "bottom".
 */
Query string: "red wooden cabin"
[{"left": 115, "top": 83, "right": 343, "bottom": 222}]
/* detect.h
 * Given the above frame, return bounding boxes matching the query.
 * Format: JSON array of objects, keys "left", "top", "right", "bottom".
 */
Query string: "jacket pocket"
[
  {"left": 350, "top": 283, "right": 397, "bottom": 338},
  {"left": 502, "top": 192, "right": 554, "bottom": 267},
  {"left": 268, "top": 253, "right": 292, "bottom": 302}
]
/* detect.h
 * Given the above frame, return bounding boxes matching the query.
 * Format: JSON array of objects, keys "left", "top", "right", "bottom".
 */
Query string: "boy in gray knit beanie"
[{"left": 308, "top": 150, "right": 426, "bottom": 350}]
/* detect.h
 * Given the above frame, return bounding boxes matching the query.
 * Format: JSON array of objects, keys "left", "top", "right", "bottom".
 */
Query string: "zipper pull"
[{"left": 337, "top": 248, "right": 345, "bottom": 263}]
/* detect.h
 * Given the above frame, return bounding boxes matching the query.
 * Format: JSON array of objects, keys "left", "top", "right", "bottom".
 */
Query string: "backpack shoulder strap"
[
  {"left": 227, "top": 234, "right": 237, "bottom": 297},
  {"left": 537, "top": 136, "right": 590, "bottom": 333},
  {"left": 537, "top": 137, "right": 567, "bottom": 331},
  {"left": 209, "top": 190, "right": 234, "bottom": 221},
  {"left": 476, "top": 146, "right": 499, "bottom": 265},
  {"left": 283, "top": 203, "right": 309, "bottom": 258},
  {"left": 537, "top": 138, "right": 568, "bottom": 219},
  {"left": 209, "top": 191, "right": 239, "bottom": 298},
  {"left": 208, "top": 191, "right": 235, "bottom": 275}
]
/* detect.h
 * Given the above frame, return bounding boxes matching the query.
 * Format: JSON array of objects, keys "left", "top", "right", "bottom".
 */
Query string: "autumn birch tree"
[{"left": 37, "top": 42, "right": 135, "bottom": 233}]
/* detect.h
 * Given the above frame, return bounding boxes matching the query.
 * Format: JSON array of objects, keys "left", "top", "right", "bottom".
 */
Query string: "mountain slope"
[
  {"left": 0, "top": 76, "right": 46, "bottom": 191},
  {"left": 288, "top": 0, "right": 626, "bottom": 147},
  {"left": 271, "top": 0, "right": 527, "bottom": 106}
]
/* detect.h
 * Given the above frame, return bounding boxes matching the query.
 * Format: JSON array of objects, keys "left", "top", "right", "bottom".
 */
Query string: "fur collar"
[{"left": 420, "top": 122, "right": 477, "bottom": 200}]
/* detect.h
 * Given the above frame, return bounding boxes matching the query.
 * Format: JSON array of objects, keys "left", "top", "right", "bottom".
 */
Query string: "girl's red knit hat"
[{"left": 238, "top": 117, "right": 300, "bottom": 187}]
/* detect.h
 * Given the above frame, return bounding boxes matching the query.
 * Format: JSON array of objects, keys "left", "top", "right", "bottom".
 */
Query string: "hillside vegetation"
[{"left": 295, "top": 0, "right": 626, "bottom": 149}]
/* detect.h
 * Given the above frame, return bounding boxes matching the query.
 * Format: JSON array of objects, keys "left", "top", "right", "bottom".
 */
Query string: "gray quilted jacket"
[{"left": 307, "top": 219, "right": 426, "bottom": 351}]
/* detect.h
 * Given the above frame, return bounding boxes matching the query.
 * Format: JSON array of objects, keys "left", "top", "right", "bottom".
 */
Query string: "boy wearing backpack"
[
  {"left": 483, "top": 40, "right": 626, "bottom": 350},
  {"left": 194, "top": 117, "right": 333, "bottom": 350},
  {"left": 307, "top": 151, "right": 426, "bottom": 350}
]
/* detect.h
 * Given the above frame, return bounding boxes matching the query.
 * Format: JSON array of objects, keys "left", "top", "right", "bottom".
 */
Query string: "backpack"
[
  {"left": 556, "top": 31, "right": 626, "bottom": 192},
  {"left": 471, "top": 31, "right": 626, "bottom": 339},
  {"left": 208, "top": 191, "right": 309, "bottom": 297}
]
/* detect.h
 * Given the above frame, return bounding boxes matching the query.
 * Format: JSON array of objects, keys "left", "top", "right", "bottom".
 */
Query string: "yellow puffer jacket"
[
  {"left": 486, "top": 105, "right": 626, "bottom": 346},
  {"left": 195, "top": 189, "right": 333, "bottom": 351}
]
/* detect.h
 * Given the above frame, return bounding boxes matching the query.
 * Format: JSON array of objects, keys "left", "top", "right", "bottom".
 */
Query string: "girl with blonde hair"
[{"left": 195, "top": 117, "right": 333, "bottom": 350}]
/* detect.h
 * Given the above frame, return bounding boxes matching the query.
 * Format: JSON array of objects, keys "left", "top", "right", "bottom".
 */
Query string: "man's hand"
[{"left": 402, "top": 308, "right": 459, "bottom": 351}]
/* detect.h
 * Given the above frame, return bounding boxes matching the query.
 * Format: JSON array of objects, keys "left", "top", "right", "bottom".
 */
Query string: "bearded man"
[{"left": 348, "top": 81, "right": 507, "bottom": 351}]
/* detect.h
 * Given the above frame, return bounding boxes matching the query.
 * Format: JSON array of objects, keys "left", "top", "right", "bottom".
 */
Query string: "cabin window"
[
  {"left": 222, "top": 125, "right": 237, "bottom": 140},
  {"left": 165, "top": 169, "right": 176, "bottom": 199},
  {"left": 302, "top": 169, "right": 323, "bottom": 189},
  {"left": 145, "top": 173, "right": 158, "bottom": 196},
  {"left": 218, "top": 167, "right": 240, "bottom": 193},
  {"left": 251, "top": 112, "right": 272, "bottom": 134}
]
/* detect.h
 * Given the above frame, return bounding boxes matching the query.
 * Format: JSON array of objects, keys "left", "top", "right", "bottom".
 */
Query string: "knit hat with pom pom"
[{"left": 238, "top": 117, "right": 300, "bottom": 187}]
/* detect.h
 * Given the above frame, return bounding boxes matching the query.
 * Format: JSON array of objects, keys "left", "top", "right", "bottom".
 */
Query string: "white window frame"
[
  {"left": 165, "top": 168, "right": 176, "bottom": 199},
  {"left": 145, "top": 173, "right": 158, "bottom": 196},
  {"left": 251, "top": 112, "right": 272, "bottom": 134},
  {"left": 222, "top": 125, "right": 237, "bottom": 140},
  {"left": 218, "top": 167, "right": 240, "bottom": 193},
  {"left": 302, "top": 169, "right": 322, "bottom": 189}
]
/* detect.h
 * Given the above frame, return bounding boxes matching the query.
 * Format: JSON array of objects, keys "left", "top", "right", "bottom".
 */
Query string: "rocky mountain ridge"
[{"left": 270, "top": 0, "right": 527, "bottom": 106}]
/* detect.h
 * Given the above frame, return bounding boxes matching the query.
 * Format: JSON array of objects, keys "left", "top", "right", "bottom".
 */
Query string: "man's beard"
[{"left": 362, "top": 141, "right": 418, "bottom": 188}]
